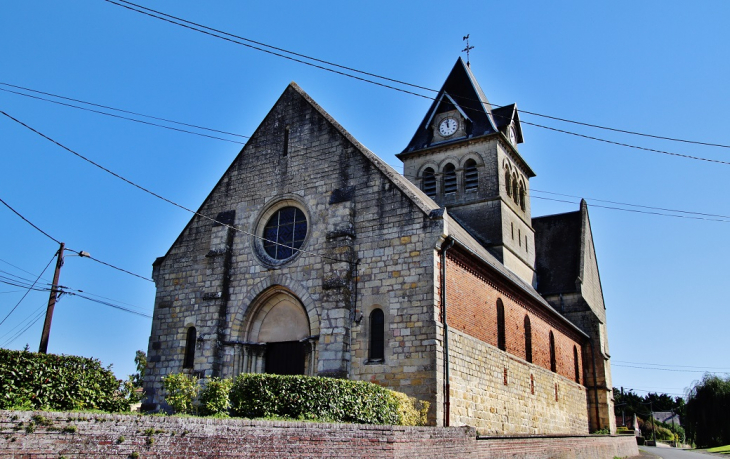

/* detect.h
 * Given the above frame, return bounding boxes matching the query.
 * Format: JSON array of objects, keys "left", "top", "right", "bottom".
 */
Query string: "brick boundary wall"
[{"left": 0, "top": 411, "right": 639, "bottom": 459}]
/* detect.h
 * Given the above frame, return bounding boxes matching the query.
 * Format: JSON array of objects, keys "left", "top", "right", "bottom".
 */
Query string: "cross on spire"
[{"left": 462, "top": 34, "right": 474, "bottom": 67}]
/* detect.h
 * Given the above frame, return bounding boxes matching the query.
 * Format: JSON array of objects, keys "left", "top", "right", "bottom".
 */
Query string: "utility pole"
[{"left": 39, "top": 242, "right": 64, "bottom": 354}]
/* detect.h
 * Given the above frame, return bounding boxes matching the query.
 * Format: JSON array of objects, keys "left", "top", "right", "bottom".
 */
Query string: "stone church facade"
[{"left": 144, "top": 58, "right": 615, "bottom": 435}]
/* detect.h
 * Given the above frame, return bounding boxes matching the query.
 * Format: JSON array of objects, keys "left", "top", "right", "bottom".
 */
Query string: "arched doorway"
[{"left": 242, "top": 288, "right": 314, "bottom": 376}]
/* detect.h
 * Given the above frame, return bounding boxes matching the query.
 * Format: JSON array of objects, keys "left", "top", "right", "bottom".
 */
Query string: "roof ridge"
[{"left": 287, "top": 82, "right": 440, "bottom": 216}]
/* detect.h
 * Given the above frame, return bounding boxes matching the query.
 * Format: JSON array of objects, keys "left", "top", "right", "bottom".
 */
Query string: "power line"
[
  {"left": 0, "top": 86, "right": 245, "bottom": 145},
  {"left": 4, "top": 79, "right": 728, "bottom": 222},
  {"left": 0, "top": 258, "right": 52, "bottom": 283},
  {"left": 0, "top": 253, "right": 56, "bottom": 328},
  {"left": 105, "top": 0, "right": 730, "bottom": 154},
  {"left": 532, "top": 195, "right": 730, "bottom": 223},
  {"left": 0, "top": 82, "right": 249, "bottom": 139},
  {"left": 1, "top": 304, "right": 47, "bottom": 347},
  {"left": 0, "top": 194, "right": 154, "bottom": 282},
  {"left": 612, "top": 363, "right": 729, "bottom": 374},
  {"left": 69, "top": 291, "right": 151, "bottom": 318},
  {"left": 0, "top": 197, "right": 61, "bottom": 244},
  {"left": 612, "top": 360, "right": 730, "bottom": 371},
  {"left": 532, "top": 189, "right": 730, "bottom": 220},
  {"left": 1, "top": 110, "right": 352, "bottom": 265}
]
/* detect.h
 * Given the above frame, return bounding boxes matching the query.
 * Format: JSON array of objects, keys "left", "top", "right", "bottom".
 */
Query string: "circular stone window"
[{"left": 261, "top": 206, "right": 308, "bottom": 261}]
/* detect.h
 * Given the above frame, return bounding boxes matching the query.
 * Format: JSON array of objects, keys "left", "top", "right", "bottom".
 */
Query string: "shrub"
[
  {"left": 162, "top": 373, "right": 199, "bottom": 414},
  {"left": 198, "top": 377, "right": 233, "bottom": 416},
  {"left": 229, "top": 374, "right": 400, "bottom": 425},
  {"left": 0, "top": 349, "right": 130, "bottom": 412},
  {"left": 390, "top": 391, "right": 429, "bottom": 426}
]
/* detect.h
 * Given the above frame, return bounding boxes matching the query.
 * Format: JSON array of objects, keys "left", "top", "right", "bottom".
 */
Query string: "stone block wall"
[
  {"left": 448, "top": 329, "right": 589, "bottom": 435},
  {"left": 145, "top": 83, "right": 443, "bottom": 413}
]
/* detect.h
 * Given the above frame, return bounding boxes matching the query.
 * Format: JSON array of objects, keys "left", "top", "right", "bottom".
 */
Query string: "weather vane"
[{"left": 462, "top": 34, "right": 474, "bottom": 67}]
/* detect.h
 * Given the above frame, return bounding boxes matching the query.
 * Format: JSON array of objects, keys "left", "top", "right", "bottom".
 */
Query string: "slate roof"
[
  {"left": 532, "top": 208, "right": 583, "bottom": 295},
  {"left": 491, "top": 103, "right": 524, "bottom": 144},
  {"left": 653, "top": 412, "right": 681, "bottom": 425},
  {"left": 401, "top": 57, "right": 498, "bottom": 154}
]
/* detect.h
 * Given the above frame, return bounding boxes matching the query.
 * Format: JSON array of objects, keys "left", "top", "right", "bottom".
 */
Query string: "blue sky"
[{"left": 1, "top": 1, "right": 729, "bottom": 398}]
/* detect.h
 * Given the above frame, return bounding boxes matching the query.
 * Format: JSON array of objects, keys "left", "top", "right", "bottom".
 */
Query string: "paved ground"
[{"left": 638, "top": 446, "right": 725, "bottom": 459}]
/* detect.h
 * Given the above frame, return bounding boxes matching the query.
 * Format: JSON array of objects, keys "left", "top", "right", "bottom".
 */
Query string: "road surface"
[{"left": 640, "top": 446, "right": 719, "bottom": 459}]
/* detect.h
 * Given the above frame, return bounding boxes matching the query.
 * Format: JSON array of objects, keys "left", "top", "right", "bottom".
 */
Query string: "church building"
[{"left": 143, "top": 58, "right": 615, "bottom": 435}]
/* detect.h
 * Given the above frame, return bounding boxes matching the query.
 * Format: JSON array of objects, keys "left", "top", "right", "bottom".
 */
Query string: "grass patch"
[{"left": 706, "top": 445, "right": 730, "bottom": 454}]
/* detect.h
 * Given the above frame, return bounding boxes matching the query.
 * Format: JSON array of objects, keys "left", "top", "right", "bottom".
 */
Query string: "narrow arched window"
[
  {"left": 497, "top": 299, "right": 506, "bottom": 351},
  {"left": 464, "top": 159, "right": 478, "bottom": 191},
  {"left": 524, "top": 315, "right": 532, "bottom": 363},
  {"left": 422, "top": 168, "right": 436, "bottom": 198},
  {"left": 549, "top": 331, "right": 556, "bottom": 372},
  {"left": 574, "top": 346, "right": 580, "bottom": 383},
  {"left": 369, "top": 308, "right": 385, "bottom": 361},
  {"left": 512, "top": 175, "right": 519, "bottom": 203},
  {"left": 505, "top": 171, "right": 512, "bottom": 197},
  {"left": 183, "top": 326, "right": 196, "bottom": 369},
  {"left": 443, "top": 163, "right": 457, "bottom": 194},
  {"left": 519, "top": 183, "right": 526, "bottom": 210}
]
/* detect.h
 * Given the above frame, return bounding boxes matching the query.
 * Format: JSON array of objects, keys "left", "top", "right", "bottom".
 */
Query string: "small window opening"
[
  {"left": 549, "top": 331, "right": 556, "bottom": 372},
  {"left": 530, "top": 374, "right": 535, "bottom": 394},
  {"left": 183, "top": 326, "right": 196, "bottom": 369},
  {"left": 505, "top": 170, "right": 512, "bottom": 197},
  {"left": 519, "top": 183, "right": 525, "bottom": 210},
  {"left": 503, "top": 367, "right": 508, "bottom": 386},
  {"left": 518, "top": 229, "right": 521, "bottom": 246},
  {"left": 422, "top": 168, "right": 437, "bottom": 198},
  {"left": 574, "top": 346, "right": 580, "bottom": 383},
  {"left": 283, "top": 126, "right": 290, "bottom": 157},
  {"left": 525, "top": 236, "right": 528, "bottom": 252},
  {"left": 512, "top": 175, "right": 518, "bottom": 202},
  {"left": 497, "top": 299, "right": 506, "bottom": 351},
  {"left": 511, "top": 222, "right": 514, "bottom": 239},
  {"left": 524, "top": 315, "right": 532, "bottom": 363},
  {"left": 555, "top": 383, "right": 559, "bottom": 401},
  {"left": 464, "top": 159, "right": 478, "bottom": 191},
  {"left": 369, "top": 308, "right": 385, "bottom": 361},
  {"left": 443, "top": 163, "right": 457, "bottom": 194}
]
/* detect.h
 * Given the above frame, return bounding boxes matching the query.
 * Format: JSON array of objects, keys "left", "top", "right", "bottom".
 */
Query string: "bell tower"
[{"left": 397, "top": 58, "right": 537, "bottom": 285}]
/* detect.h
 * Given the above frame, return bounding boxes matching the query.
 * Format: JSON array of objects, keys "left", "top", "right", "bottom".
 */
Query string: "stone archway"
[{"left": 237, "top": 287, "right": 317, "bottom": 376}]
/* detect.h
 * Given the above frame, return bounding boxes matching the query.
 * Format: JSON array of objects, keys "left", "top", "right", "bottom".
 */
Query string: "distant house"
[{"left": 654, "top": 411, "right": 681, "bottom": 426}]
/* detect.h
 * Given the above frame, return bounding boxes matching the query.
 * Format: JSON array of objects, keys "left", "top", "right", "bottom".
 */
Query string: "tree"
[
  {"left": 685, "top": 374, "right": 730, "bottom": 448},
  {"left": 131, "top": 350, "right": 147, "bottom": 389}
]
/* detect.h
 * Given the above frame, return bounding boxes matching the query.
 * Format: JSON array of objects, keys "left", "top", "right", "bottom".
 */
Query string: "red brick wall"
[
  {"left": 0, "top": 411, "right": 639, "bottom": 459},
  {"left": 443, "top": 248, "right": 584, "bottom": 384}
]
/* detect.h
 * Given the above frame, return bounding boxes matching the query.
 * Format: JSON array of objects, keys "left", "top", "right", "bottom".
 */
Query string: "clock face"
[{"left": 439, "top": 117, "right": 458, "bottom": 137}]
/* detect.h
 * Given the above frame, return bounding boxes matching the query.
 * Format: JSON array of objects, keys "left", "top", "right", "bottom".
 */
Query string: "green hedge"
[
  {"left": 229, "top": 374, "right": 401, "bottom": 425},
  {"left": 0, "top": 348, "right": 130, "bottom": 412}
]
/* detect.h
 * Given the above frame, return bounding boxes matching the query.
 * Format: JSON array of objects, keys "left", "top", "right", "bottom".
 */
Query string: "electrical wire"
[
  {"left": 531, "top": 195, "right": 730, "bottom": 223},
  {"left": 0, "top": 110, "right": 353, "bottom": 265},
  {"left": 1, "top": 304, "right": 47, "bottom": 347},
  {"left": 0, "top": 252, "right": 56, "bottom": 328},
  {"left": 532, "top": 189, "right": 730, "bottom": 220},
  {"left": 612, "top": 363, "right": 729, "bottom": 374},
  {"left": 0, "top": 197, "right": 61, "bottom": 244},
  {"left": 0, "top": 194, "right": 154, "bottom": 282},
  {"left": 105, "top": 0, "right": 730, "bottom": 152},
  {"left": 612, "top": 360, "right": 730, "bottom": 371},
  {"left": 0, "top": 82, "right": 248, "bottom": 139},
  {"left": 4, "top": 78, "right": 728, "bottom": 222},
  {"left": 0, "top": 258, "right": 53, "bottom": 283},
  {"left": 0, "top": 86, "right": 245, "bottom": 145}
]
